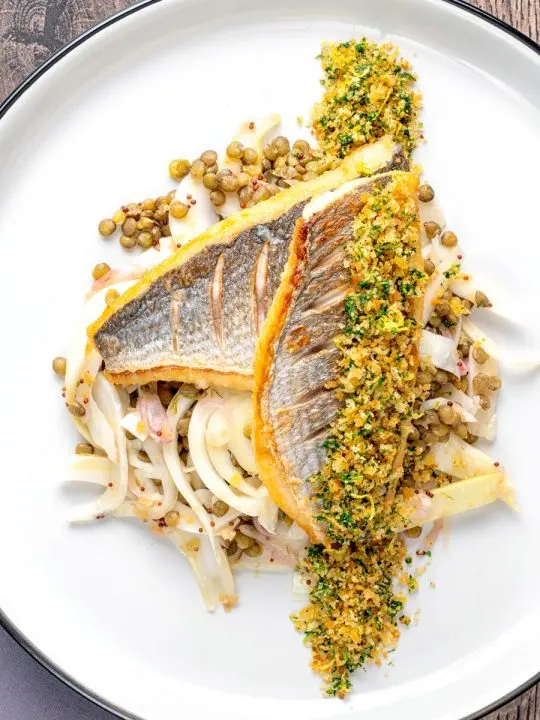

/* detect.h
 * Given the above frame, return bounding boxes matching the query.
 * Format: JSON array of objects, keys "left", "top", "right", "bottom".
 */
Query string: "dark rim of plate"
[{"left": 0, "top": 0, "right": 538, "bottom": 718}]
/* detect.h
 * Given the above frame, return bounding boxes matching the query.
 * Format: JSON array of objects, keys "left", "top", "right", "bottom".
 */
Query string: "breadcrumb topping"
[
  {"left": 313, "top": 175, "right": 425, "bottom": 540},
  {"left": 293, "top": 175, "right": 430, "bottom": 697},
  {"left": 312, "top": 39, "right": 423, "bottom": 158}
]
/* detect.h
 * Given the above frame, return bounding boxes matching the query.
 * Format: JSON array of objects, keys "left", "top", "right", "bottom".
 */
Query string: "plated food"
[{"left": 55, "top": 38, "right": 518, "bottom": 697}]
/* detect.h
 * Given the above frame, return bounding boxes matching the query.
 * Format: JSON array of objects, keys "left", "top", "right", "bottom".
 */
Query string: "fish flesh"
[
  {"left": 253, "top": 171, "right": 421, "bottom": 542},
  {"left": 89, "top": 137, "right": 405, "bottom": 390}
]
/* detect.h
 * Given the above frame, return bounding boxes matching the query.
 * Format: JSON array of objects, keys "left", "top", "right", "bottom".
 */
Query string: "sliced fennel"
[
  {"left": 188, "top": 397, "right": 265, "bottom": 516},
  {"left": 409, "top": 472, "right": 516, "bottom": 527},
  {"left": 168, "top": 174, "right": 217, "bottom": 247},
  {"left": 419, "top": 330, "right": 461, "bottom": 377},
  {"left": 70, "top": 375, "right": 129, "bottom": 522},
  {"left": 67, "top": 454, "right": 111, "bottom": 486},
  {"left": 163, "top": 390, "right": 216, "bottom": 544},
  {"left": 169, "top": 531, "right": 236, "bottom": 612},
  {"left": 427, "top": 432, "right": 501, "bottom": 480}
]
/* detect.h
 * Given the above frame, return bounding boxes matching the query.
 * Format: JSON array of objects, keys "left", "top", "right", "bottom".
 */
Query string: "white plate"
[{"left": 1, "top": 0, "right": 539, "bottom": 718}]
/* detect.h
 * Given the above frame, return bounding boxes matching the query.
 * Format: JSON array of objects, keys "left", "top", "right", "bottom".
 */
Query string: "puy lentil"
[
  {"left": 203, "top": 173, "right": 218, "bottom": 190},
  {"left": 75, "top": 442, "right": 94, "bottom": 455},
  {"left": 98, "top": 219, "right": 116, "bottom": 237},
  {"left": 122, "top": 217, "right": 137, "bottom": 237},
  {"left": 244, "top": 541, "right": 262, "bottom": 558},
  {"left": 52, "top": 356, "right": 67, "bottom": 376},
  {"left": 226, "top": 141, "right": 244, "bottom": 159},
  {"left": 213, "top": 500, "right": 229, "bottom": 517},
  {"left": 168, "top": 159, "right": 191, "bottom": 180},
  {"left": 200, "top": 150, "right": 218, "bottom": 167},
  {"left": 68, "top": 402, "right": 85, "bottom": 417},
  {"left": 92, "top": 262, "right": 111, "bottom": 281},
  {"left": 210, "top": 189, "right": 226, "bottom": 206},
  {"left": 120, "top": 234, "right": 137, "bottom": 250},
  {"left": 424, "top": 221, "right": 440, "bottom": 239},
  {"left": 475, "top": 290, "right": 491, "bottom": 308},
  {"left": 190, "top": 159, "right": 205, "bottom": 178},
  {"left": 471, "top": 344, "right": 488, "bottom": 364},
  {"left": 242, "top": 147, "right": 259, "bottom": 165},
  {"left": 169, "top": 201, "right": 190, "bottom": 220},
  {"left": 137, "top": 231, "right": 153, "bottom": 249},
  {"left": 441, "top": 231, "right": 458, "bottom": 247},
  {"left": 418, "top": 184, "right": 434, "bottom": 202}
]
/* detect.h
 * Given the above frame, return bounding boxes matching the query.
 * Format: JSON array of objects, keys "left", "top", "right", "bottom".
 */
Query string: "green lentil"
[
  {"left": 98, "top": 219, "right": 116, "bottom": 237},
  {"left": 52, "top": 356, "right": 67, "bottom": 376},
  {"left": 120, "top": 234, "right": 136, "bottom": 250},
  {"left": 92, "top": 263, "right": 111, "bottom": 281},
  {"left": 168, "top": 159, "right": 191, "bottom": 180}
]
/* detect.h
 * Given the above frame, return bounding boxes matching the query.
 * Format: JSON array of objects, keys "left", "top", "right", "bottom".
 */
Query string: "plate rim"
[{"left": 0, "top": 0, "right": 538, "bottom": 718}]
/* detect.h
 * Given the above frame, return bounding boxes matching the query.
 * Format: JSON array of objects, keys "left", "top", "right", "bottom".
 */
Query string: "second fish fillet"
[{"left": 253, "top": 171, "right": 421, "bottom": 542}]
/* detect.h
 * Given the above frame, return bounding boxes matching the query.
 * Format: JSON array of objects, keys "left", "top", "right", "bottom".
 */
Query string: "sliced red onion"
[
  {"left": 137, "top": 391, "right": 174, "bottom": 443},
  {"left": 90, "top": 266, "right": 145, "bottom": 294}
]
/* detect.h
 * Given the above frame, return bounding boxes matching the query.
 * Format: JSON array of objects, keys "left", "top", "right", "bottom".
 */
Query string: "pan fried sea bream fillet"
[
  {"left": 254, "top": 171, "right": 422, "bottom": 543},
  {"left": 89, "top": 138, "right": 405, "bottom": 390}
]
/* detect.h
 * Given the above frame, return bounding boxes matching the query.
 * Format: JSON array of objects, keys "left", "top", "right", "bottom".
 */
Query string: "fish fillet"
[
  {"left": 253, "top": 172, "right": 421, "bottom": 542},
  {"left": 89, "top": 138, "right": 405, "bottom": 390}
]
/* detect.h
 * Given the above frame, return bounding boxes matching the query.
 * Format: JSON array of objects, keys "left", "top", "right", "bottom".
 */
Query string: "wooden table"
[{"left": 0, "top": 0, "right": 538, "bottom": 718}]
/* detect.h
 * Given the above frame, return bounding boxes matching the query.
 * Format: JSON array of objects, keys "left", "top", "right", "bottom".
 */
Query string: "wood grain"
[{"left": 0, "top": 0, "right": 539, "bottom": 718}]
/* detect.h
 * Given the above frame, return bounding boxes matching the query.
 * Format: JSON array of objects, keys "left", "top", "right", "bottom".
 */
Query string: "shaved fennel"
[
  {"left": 162, "top": 390, "right": 216, "bottom": 543},
  {"left": 188, "top": 397, "right": 265, "bottom": 516},
  {"left": 463, "top": 317, "right": 540, "bottom": 369},
  {"left": 67, "top": 454, "right": 111, "bottom": 486},
  {"left": 428, "top": 433, "right": 502, "bottom": 480},
  {"left": 410, "top": 472, "right": 516, "bottom": 527},
  {"left": 137, "top": 391, "right": 174, "bottom": 443},
  {"left": 422, "top": 259, "right": 459, "bottom": 326},
  {"left": 141, "top": 437, "right": 179, "bottom": 519},
  {"left": 220, "top": 395, "right": 258, "bottom": 474},
  {"left": 169, "top": 531, "right": 236, "bottom": 612},
  {"left": 70, "top": 375, "right": 129, "bottom": 522},
  {"left": 120, "top": 409, "right": 148, "bottom": 441},
  {"left": 419, "top": 330, "right": 461, "bottom": 377}
]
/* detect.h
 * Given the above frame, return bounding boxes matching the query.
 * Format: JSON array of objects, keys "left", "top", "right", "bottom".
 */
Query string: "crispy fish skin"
[
  {"left": 90, "top": 137, "right": 405, "bottom": 389},
  {"left": 253, "top": 172, "right": 420, "bottom": 542},
  {"left": 94, "top": 203, "right": 304, "bottom": 390}
]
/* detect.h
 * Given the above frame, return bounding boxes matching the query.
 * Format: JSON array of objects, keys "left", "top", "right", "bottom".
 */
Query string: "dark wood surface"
[{"left": 0, "top": 0, "right": 539, "bottom": 718}]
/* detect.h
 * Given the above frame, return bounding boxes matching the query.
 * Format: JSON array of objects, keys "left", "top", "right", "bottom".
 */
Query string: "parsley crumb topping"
[
  {"left": 313, "top": 39, "right": 423, "bottom": 158},
  {"left": 293, "top": 175, "right": 431, "bottom": 697}
]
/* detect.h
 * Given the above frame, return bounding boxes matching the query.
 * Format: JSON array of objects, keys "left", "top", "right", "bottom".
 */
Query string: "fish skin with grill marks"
[
  {"left": 253, "top": 171, "right": 421, "bottom": 543},
  {"left": 89, "top": 138, "right": 405, "bottom": 390}
]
